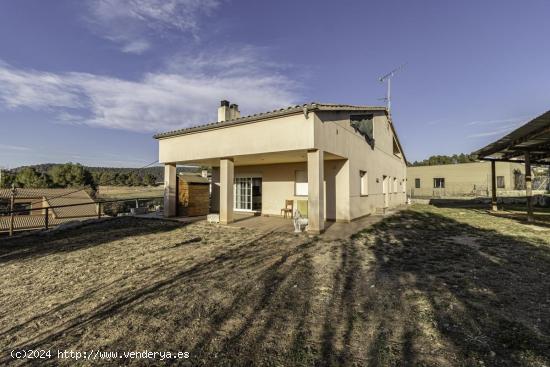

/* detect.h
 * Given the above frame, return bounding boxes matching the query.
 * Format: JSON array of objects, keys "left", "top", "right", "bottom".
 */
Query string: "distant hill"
[{"left": 1, "top": 163, "right": 207, "bottom": 190}]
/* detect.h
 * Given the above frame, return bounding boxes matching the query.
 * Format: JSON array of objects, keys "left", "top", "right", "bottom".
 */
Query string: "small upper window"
[
  {"left": 350, "top": 114, "right": 374, "bottom": 147},
  {"left": 433, "top": 178, "right": 445, "bottom": 188},
  {"left": 497, "top": 176, "right": 505, "bottom": 188},
  {"left": 415, "top": 178, "right": 421, "bottom": 188},
  {"left": 360, "top": 170, "right": 368, "bottom": 196}
]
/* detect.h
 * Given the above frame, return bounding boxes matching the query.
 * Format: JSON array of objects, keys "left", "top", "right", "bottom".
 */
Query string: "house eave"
[{"left": 154, "top": 103, "right": 388, "bottom": 140}]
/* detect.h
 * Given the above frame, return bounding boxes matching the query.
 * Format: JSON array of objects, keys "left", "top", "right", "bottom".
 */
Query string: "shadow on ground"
[
  {"left": 1, "top": 207, "right": 549, "bottom": 366},
  {"left": 0, "top": 217, "right": 182, "bottom": 263},
  {"left": 362, "top": 209, "right": 550, "bottom": 366},
  {"left": 429, "top": 198, "right": 550, "bottom": 228}
]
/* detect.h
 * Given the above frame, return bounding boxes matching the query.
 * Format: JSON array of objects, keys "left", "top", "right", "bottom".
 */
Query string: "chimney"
[
  {"left": 218, "top": 100, "right": 230, "bottom": 122},
  {"left": 229, "top": 103, "right": 241, "bottom": 120}
]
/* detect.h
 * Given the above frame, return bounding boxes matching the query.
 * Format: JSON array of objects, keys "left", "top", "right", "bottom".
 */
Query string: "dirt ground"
[{"left": 0, "top": 205, "right": 549, "bottom": 366}]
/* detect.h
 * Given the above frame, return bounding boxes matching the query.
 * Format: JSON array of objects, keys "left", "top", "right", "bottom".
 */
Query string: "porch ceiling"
[{"left": 178, "top": 149, "right": 344, "bottom": 167}]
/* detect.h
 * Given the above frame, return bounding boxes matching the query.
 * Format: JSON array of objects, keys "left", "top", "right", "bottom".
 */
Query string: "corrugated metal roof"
[
  {"left": 154, "top": 102, "right": 387, "bottom": 139},
  {"left": 0, "top": 188, "right": 96, "bottom": 218},
  {"left": 474, "top": 110, "right": 550, "bottom": 163},
  {"left": 47, "top": 191, "right": 96, "bottom": 218},
  {"left": 0, "top": 188, "right": 89, "bottom": 199}
]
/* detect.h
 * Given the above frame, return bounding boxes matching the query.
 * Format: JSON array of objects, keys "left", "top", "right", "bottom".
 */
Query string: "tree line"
[
  {"left": 0, "top": 163, "right": 158, "bottom": 189},
  {"left": 409, "top": 153, "right": 478, "bottom": 166}
]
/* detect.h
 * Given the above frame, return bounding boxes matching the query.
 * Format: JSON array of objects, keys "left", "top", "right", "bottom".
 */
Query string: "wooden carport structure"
[{"left": 474, "top": 110, "right": 550, "bottom": 222}]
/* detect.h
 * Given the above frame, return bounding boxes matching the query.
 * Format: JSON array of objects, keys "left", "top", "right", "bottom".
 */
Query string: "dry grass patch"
[{"left": 1, "top": 206, "right": 549, "bottom": 366}]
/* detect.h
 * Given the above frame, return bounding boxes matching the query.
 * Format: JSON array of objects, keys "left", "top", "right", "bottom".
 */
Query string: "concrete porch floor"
[
  {"left": 140, "top": 207, "right": 405, "bottom": 239},
  {"left": 228, "top": 211, "right": 394, "bottom": 239}
]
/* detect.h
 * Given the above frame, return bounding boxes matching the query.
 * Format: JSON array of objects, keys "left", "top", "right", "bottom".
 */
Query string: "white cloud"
[
  {"left": 87, "top": 0, "right": 220, "bottom": 52},
  {"left": 466, "top": 116, "right": 530, "bottom": 126},
  {"left": 121, "top": 39, "right": 151, "bottom": 54},
  {"left": 0, "top": 62, "right": 84, "bottom": 110},
  {"left": 0, "top": 144, "right": 31, "bottom": 151},
  {"left": 0, "top": 52, "right": 299, "bottom": 133},
  {"left": 467, "top": 123, "right": 521, "bottom": 138}
]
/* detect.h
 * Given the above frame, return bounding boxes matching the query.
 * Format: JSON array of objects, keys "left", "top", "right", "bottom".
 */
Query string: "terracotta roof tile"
[{"left": 154, "top": 102, "right": 387, "bottom": 139}]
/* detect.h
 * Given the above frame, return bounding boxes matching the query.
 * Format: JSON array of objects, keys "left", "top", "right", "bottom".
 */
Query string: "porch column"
[
  {"left": 211, "top": 167, "right": 220, "bottom": 213},
  {"left": 525, "top": 151, "right": 534, "bottom": 222},
  {"left": 307, "top": 149, "right": 325, "bottom": 234},
  {"left": 164, "top": 163, "right": 177, "bottom": 217},
  {"left": 220, "top": 158, "right": 234, "bottom": 224},
  {"left": 335, "top": 159, "right": 350, "bottom": 222},
  {"left": 491, "top": 160, "right": 498, "bottom": 211}
]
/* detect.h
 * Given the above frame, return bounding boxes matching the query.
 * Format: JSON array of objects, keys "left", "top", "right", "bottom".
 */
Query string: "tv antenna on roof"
[{"left": 379, "top": 63, "right": 406, "bottom": 112}]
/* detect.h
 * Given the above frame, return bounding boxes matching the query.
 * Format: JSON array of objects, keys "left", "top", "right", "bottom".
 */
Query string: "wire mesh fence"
[{"left": 0, "top": 197, "right": 163, "bottom": 234}]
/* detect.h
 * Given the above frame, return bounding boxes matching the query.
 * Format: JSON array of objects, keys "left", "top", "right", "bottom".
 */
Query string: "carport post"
[
  {"left": 491, "top": 160, "right": 498, "bottom": 211},
  {"left": 524, "top": 151, "right": 534, "bottom": 222}
]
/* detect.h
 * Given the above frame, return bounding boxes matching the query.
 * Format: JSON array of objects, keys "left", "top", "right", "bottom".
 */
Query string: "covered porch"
[
  {"left": 163, "top": 149, "right": 350, "bottom": 234},
  {"left": 475, "top": 110, "right": 550, "bottom": 222}
]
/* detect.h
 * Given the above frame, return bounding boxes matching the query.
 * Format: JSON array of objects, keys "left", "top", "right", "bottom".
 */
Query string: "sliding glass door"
[
  {"left": 234, "top": 177, "right": 252, "bottom": 210},
  {"left": 234, "top": 177, "right": 262, "bottom": 211}
]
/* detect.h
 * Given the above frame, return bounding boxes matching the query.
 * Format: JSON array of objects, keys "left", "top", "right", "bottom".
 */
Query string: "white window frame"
[
  {"left": 295, "top": 170, "right": 308, "bottom": 196},
  {"left": 434, "top": 177, "right": 445, "bottom": 188},
  {"left": 234, "top": 177, "right": 253, "bottom": 211},
  {"left": 360, "top": 170, "right": 368, "bottom": 196},
  {"left": 233, "top": 175, "right": 262, "bottom": 212}
]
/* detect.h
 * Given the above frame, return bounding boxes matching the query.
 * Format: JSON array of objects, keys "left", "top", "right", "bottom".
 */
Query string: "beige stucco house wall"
[
  {"left": 407, "top": 161, "right": 525, "bottom": 197},
  {"left": 155, "top": 102, "right": 407, "bottom": 233}
]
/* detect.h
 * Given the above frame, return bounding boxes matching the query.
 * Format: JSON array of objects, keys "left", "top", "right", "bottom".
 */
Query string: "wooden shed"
[{"left": 177, "top": 174, "right": 210, "bottom": 216}]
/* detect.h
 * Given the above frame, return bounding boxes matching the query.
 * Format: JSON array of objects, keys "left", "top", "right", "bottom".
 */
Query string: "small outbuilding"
[
  {"left": 177, "top": 173, "right": 210, "bottom": 216},
  {"left": 407, "top": 161, "right": 525, "bottom": 197}
]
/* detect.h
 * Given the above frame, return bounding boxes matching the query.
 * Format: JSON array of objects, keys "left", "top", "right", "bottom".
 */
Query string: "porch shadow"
[{"left": 228, "top": 214, "right": 295, "bottom": 233}]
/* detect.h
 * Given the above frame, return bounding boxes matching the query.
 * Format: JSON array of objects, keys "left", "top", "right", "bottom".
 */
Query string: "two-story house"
[{"left": 155, "top": 101, "right": 407, "bottom": 233}]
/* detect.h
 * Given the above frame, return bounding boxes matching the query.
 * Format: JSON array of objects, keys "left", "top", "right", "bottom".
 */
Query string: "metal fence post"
[
  {"left": 9, "top": 185, "right": 16, "bottom": 236},
  {"left": 2, "top": 196, "right": 162, "bottom": 234}
]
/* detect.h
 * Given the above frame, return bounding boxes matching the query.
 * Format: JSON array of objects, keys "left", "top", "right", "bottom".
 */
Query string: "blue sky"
[{"left": 1, "top": 0, "right": 549, "bottom": 167}]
